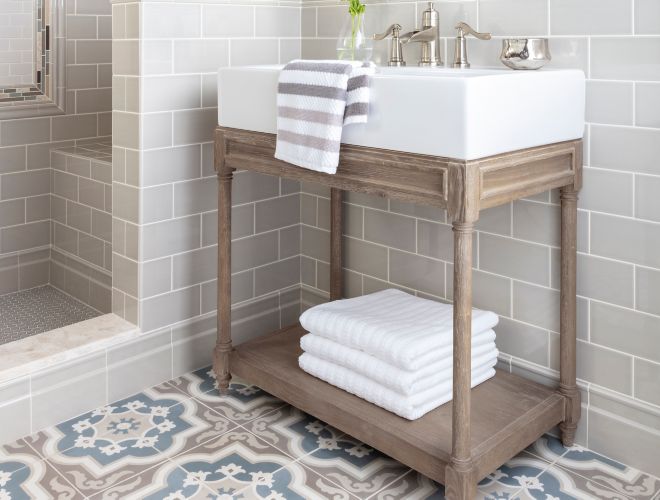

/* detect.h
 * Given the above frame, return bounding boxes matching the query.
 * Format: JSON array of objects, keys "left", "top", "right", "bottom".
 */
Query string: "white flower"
[
  {"left": 264, "top": 492, "right": 286, "bottom": 500},
  {"left": 250, "top": 471, "right": 274, "bottom": 487},
  {"left": 317, "top": 437, "right": 340, "bottom": 450},
  {"left": 514, "top": 475, "right": 544, "bottom": 491},
  {"left": 0, "top": 489, "right": 11, "bottom": 500},
  {"left": 150, "top": 406, "right": 170, "bottom": 417},
  {"left": 132, "top": 436, "right": 158, "bottom": 448},
  {"left": 156, "top": 419, "right": 176, "bottom": 433},
  {"left": 183, "top": 471, "right": 209, "bottom": 487},
  {"left": 0, "top": 471, "right": 11, "bottom": 487},
  {"left": 72, "top": 419, "right": 94, "bottom": 433},
  {"left": 304, "top": 421, "right": 324, "bottom": 435},
  {"left": 124, "top": 400, "right": 147, "bottom": 411},
  {"left": 217, "top": 464, "right": 245, "bottom": 477},
  {"left": 345, "top": 444, "right": 372, "bottom": 458},
  {"left": 74, "top": 436, "right": 97, "bottom": 449},
  {"left": 236, "top": 386, "right": 259, "bottom": 396},
  {"left": 99, "top": 443, "right": 126, "bottom": 456},
  {"left": 92, "top": 405, "right": 116, "bottom": 417},
  {"left": 163, "top": 491, "right": 187, "bottom": 500}
]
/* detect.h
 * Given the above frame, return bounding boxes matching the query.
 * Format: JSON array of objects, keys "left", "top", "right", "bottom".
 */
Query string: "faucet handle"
[
  {"left": 372, "top": 24, "right": 406, "bottom": 66},
  {"left": 455, "top": 22, "right": 491, "bottom": 41},
  {"left": 372, "top": 24, "right": 402, "bottom": 41}
]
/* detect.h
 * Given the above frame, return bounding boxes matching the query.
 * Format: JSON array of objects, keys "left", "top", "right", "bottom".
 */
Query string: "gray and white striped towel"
[{"left": 274, "top": 60, "right": 376, "bottom": 174}]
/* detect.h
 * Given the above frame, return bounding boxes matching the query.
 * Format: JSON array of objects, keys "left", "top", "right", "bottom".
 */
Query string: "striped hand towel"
[{"left": 274, "top": 60, "right": 376, "bottom": 174}]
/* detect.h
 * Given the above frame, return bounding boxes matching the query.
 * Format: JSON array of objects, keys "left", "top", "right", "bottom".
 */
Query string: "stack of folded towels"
[{"left": 298, "top": 289, "right": 500, "bottom": 420}]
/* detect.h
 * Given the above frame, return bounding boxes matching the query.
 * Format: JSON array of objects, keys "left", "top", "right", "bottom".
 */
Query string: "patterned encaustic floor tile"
[{"left": 1, "top": 364, "right": 658, "bottom": 499}]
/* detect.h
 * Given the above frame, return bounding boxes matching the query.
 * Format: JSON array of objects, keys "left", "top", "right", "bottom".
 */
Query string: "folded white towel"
[
  {"left": 299, "top": 352, "right": 496, "bottom": 420},
  {"left": 300, "top": 332, "right": 498, "bottom": 395},
  {"left": 274, "top": 60, "right": 375, "bottom": 174},
  {"left": 299, "top": 289, "right": 499, "bottom": 371}
]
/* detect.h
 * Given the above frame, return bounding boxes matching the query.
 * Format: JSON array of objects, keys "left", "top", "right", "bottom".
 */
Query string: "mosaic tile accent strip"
[
  {"left": 0, "top": 285, "right": 100, "bottom": 345},
  {"left": 1, "top": 367, "right": 658, "bottom": 499}
]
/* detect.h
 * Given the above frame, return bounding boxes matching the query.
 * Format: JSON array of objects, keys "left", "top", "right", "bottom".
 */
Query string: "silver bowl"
[{"left": 500, "top": 38, "right": 551, "bottom": 70}]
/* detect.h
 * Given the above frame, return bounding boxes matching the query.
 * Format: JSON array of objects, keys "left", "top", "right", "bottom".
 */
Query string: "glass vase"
[{"left": 336, "top": 13, "right": 373, "bottom": 62}]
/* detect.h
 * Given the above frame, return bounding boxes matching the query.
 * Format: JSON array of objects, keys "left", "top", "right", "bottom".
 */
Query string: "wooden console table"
[{"left": 214, "top": 126, "right": 582, "bottom": 499}]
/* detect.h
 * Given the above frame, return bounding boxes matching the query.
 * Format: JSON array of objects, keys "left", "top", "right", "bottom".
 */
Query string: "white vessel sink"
[{"left": 217, "top": 65, "right": 585, "bottom": 161}]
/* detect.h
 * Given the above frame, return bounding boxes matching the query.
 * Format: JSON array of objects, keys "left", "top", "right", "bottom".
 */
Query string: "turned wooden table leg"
[
  {"left": 330, "top": 188, "right": 343, "bottom": 301},
  {"left": 559, "top": 185, "right": 580, "bottom": 446},
  {"left": 445, "top": 221, "right": 477, "bottom": 500},
  {"left": 213, "top": 169, "right": 234, "bottom": 393}
]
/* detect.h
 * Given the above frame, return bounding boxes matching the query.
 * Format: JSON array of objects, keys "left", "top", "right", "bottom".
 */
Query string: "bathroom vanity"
[{"left": 213, "top": 66, "right": 585, "bottom": 499}]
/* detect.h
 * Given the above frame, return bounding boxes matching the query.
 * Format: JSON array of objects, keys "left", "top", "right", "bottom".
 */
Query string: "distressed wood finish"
[
  {"left": 330, "top": 188, "right": 343, "bottom": 301},
  {"left": 214, "top": 126, "right": 583, "bottom": 499}
]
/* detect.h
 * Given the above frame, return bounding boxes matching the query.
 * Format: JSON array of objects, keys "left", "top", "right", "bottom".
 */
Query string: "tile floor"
[
  {"left": 1, "top": 365, "right": 658, "bottom": 499},
  {"left": 0, "top": 286, "right": 100, "bottom": 345}
]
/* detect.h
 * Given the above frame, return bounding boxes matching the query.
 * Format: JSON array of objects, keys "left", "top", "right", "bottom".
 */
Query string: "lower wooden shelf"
[{"left": 229, "top": 324, "right": 566, "bottom": 484}]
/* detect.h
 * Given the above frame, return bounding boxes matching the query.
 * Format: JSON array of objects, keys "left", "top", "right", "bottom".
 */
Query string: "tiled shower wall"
[
  {"left": 299, "top": 0, "right": 660, "bottom": 476},
  {"left": 0, "top": 0, "right": 34, "bottom": 86},
  {"left": 0, "top": 0, "right": 112, "bottom": 298},
  {"left": 111, "top": 0, "right": 303, "bottom": 369}
]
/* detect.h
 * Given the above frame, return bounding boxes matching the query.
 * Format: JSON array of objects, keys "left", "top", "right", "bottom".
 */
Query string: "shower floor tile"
[{"left": 0, "top": 285, "right": 100, "bottom": 345}]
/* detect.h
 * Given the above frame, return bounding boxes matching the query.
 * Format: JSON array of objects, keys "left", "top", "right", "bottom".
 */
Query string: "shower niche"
[{"left": 0, "top": 0, "right": 65, "bottom": 119}]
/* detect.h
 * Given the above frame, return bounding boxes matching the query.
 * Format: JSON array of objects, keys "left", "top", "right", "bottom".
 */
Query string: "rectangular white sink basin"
[{"left": 218, "top": 65, "right": 585, "bottom": 161}]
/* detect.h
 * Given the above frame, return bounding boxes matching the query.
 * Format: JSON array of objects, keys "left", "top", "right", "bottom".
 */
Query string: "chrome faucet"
[
  {"left": 452, "top": 22, "right": 491, "bottom": 68},
  {"left": 404, "top": 2, "right": 441, "bottom": 67}
]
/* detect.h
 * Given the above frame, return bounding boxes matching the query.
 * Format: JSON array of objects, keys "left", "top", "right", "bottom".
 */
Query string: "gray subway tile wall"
[{"left": 299, "top": 0, "right": 660, "bottom": 475}]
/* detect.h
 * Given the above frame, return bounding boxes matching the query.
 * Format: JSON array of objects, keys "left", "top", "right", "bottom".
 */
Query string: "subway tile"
[
  {"left": 591, "top": 38, "right": 660, "bottom": 81},
  {"left": 79, "top": 233, "right": 105, "bottom": 268},
  {"left": 26, "top": 195, "right": 50, "bottom": 223},
  {"left": 550, "top": 0, "right": 632, "bottom": 35},
  {"left": 203, "top": 5, "right": 254, "bottom": 37},
  {"left": 635, "top": 83, "right": 660, "bottom": 128},
  {"left": 142, "top": 184, "right": 174, "bottom": 224},
  {"left": 590, "top": 125, "right": 660, "bottom": 175},
  {"left": 364, "top": 209, "right": 416, "bottom": 252},
  {"left": 578, "top": 167, "right": 633, "bottom": 216},
  {"left": 545, "top": 38, "right": 589, "bottom": 72},
  {"left": 417, "top": 220, "right": 476, "bottom": 264},
  {"left": 342, "top": 236, "right": 387, "bottom": 280},
  {"left": 234, "top": 171, "right": 281, "bottom": 205},
  {"left": 0, "top": 265, "right": 18, "bottom": 295},
  {"left": 0, "top": 199, "right": 24, "bottom": 228},
  {"left": 174, "top": 40, "right": 229, "bottom": 74},
  {"left": 255, "top": 194, "right": 299, "bottom": 233},
  {"left": 495, "top": 317, "right": 549, "bottom": 366},
  {"left": 254, "top": 256, "right": 301, "bottom": 296},
  {"left": 479, "top": 0, "right": 548, "bottom": 36},
  {"left": 79, "top": 177, "right": 106, "bottom": 211},
  {"left": 231, "top": 39, "right": 279, "bottom": 66},
  {"left": 113, "top": 253, "right": 138, "bottom": 297},
  {"left": 172, "top": 108, "right": 217, "bottom": 146},
  {"left": 577, "top": 253, "right": 634, "bottom": 307},
  {"left": 143, "top": 4, "right": 201, "bottom": 39},
  {"left": 591, "top": 301, "right": 660, "bottom": 363},
  {"left": 67, "top": 64, "right": 98, "bottom": 89},
  {"left": 67, "top": 201, "right": 92, "bottom": 233},
  {"left": 0, "top": 221, "right": 49, "bottom": 253},
  {"left": 141, "top": 112, "right": 172, "bottom": 150},
  {"left": 141, "top": 257, "right": 172, "bottom": 298},
  {"left": 634, "top": 174, "right": 660, "bottom": 223},
  {"left": 446, "top": 267, "right": 511, "bottom": 317},
  {"left": 302, "top": 225, "right": 330, "bottom": 263},
  {"left": 479, "top": 233, "right": 549, "bottom": 286},
  {"left": 389, "top": 200, "right": 445, "bottom": 222},
  {"left": 586, "top": 81, "right": 633, "bottom": 125},
  {"left": 576, "top": 339, "right": 632, "bottom": 394},
  {"left": 634, "top": 359, "right": 660, "bottom": 406},
  {"left": 591, "top": 212, "right": 660, "bottom": 268},
  {"left": 513, "top": 281, "right": 560, "bottom": 332},
  {"left": 0, "top": 117, "right": 50, "bottom": 146},
  {"left": 280, "top": 39, "right": 301, "bottom": 64},
  {"left": 280, "top": 225, "right": 300, "bottom": 259},
  {"left": 142, "top": 40, "right": 173, "bottom": 75},
  {"left": 635, "top": 0, "right": 660, "bottom": 34},
  {"left": 256, "top": 7, "right": 301, "bottom": 37},
  {"left": 76, "top": 0, "right": 111, "bottom": 16},
  {"left": 52, "top": 114, "right": 98, "bottom": 141},
  {"left": 301, "top": 7, "right": 317, "bottom": 38},
  {"left": 112, "top": 183, "right": 139, "bottom": 224},
  {"left": 77, "top": 88, "right": 112, "bottom": 114},
  {"left": 476, "top": 203, "right": 511, "bottom": 236},
  {"left": 53, "top": 222, "right": 78, "bottom": 255},
  {"left": 142, "top": 75, "right": 202, "bottom": 113},
  {"left": 142, "top": 145, "right": 201, "bottom": 187},
  {"left": 113, "top": 40, "right": 139, "bottom": 76},
  {"left": 636, "top": 266, "right": 660, "bottom": 316},
  {"left": 389, "top": 249, "right": 443, "bottom": 296},
  {"left": 232, "top": 230, "right": 279, "bottom": 273},
  {"left": 141, "top": 285, "right": 201, "bottom": 333},
  {"left": 173, "top": 246, "right": 216, "bottom": 289},
  {"left": 512, "top": 200, "right": 560, "bottom": 246},
  {"left": 300, "top": 194, "right": 317, "bottom": 227},
  {"left": 173, "top": 177, "right": 216, "bottom": 218},
  {"left": 19, "top": 259, "right": 50, "bottom": 290},
  {"left": 0, "top": 146, "right": 26, "bottom": 174},
  {"left": 142, "top": 215, "right": 201, "bottom": 261}
]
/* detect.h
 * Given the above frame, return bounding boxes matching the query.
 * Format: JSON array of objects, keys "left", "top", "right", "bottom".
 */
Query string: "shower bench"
[{"left": 213, "top": 126, "right": 582, "bottom": 500}]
